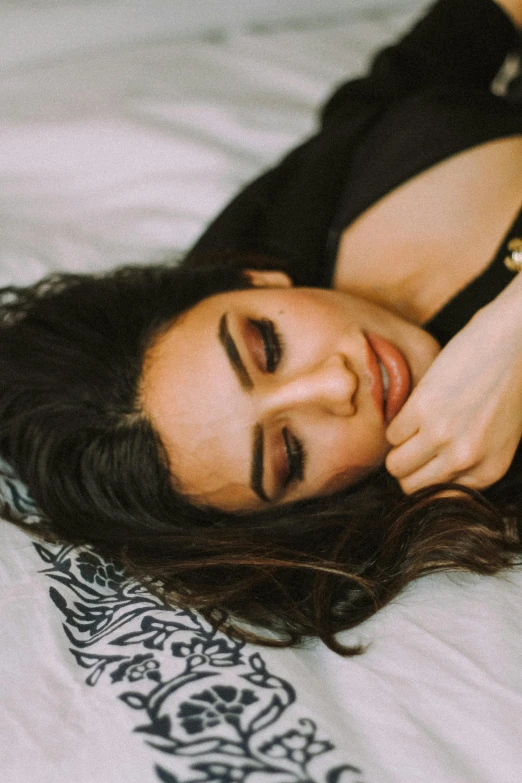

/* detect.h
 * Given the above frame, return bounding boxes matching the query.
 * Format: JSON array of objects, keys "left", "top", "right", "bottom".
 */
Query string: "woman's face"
[{"left": 141, "top": 271, "right": 440, "bottom": 511}]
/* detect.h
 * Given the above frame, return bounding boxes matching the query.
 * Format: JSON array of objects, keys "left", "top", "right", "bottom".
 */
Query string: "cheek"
[
  {"left": 313, "top": 420, "right": 389, "bottom": 492},
  {"left": 282, "top": 296, "right": 347, "bottom": 340}
]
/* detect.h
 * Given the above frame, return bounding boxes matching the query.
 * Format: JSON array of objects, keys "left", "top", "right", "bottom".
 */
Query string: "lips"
[{"left": 364, "top": 332, "right": 411, "bottom": 422}]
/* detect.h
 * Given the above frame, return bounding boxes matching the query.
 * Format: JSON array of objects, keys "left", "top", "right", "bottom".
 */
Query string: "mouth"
[{"left": 364, "top": 332, "right": 411, "bottom": 423}]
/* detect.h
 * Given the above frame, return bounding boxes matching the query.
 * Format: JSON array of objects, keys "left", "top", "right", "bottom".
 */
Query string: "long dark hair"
[{"left": 1, "top": 259, "right": 521, "bottom": 655}]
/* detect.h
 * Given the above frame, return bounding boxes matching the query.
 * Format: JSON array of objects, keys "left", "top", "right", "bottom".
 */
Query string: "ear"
[{"left": 244, "top": 269, "right": 293, "bottom": 289}]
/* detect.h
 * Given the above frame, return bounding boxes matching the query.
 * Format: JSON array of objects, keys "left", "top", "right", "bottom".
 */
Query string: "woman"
[{"left": 1, "top": 0, "right": 522, "bottom": 654}]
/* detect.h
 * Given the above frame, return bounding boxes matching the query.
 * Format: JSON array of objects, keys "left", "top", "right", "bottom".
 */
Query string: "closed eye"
[
  {"left": 248, "top": 318, "right": 283, "bottom": 373},
  {"left": 282, "top": 427, "right": 307, "bottom": 490}
]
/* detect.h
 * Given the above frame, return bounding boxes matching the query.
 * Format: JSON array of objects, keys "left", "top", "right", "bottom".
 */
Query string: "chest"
[{"left": 333, "top": 136, "right": 522, "bottom": 324}]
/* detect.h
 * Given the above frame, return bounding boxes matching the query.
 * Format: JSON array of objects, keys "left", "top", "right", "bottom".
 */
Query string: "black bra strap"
[{"left": 425, "top": 206, "right": 522, "bottom": 346}]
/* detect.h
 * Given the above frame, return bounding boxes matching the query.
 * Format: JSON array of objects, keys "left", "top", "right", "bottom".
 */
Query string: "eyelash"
[
  {"left": 282, "top": 427, "right": 307, "bottom": 488},
  {"left": 248, "top": 318, "right": 307, "bottom": 490},
  {"left": 249, "top": 318, "right": 283, "bottom": 373}
]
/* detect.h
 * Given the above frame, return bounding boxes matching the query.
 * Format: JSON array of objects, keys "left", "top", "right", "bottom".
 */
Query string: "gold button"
[{"left": 504, "top": 238, "right": 522, "bottom": 272}]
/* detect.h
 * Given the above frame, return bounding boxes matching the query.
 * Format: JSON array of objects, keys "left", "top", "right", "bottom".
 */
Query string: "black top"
[{"left": 188, "top": 0, "right": 522, "bottom": 346}]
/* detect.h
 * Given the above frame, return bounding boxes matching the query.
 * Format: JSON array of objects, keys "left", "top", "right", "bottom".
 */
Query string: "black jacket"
[{"left": 188, "top": 0, "right": 522, "bottom": 344}]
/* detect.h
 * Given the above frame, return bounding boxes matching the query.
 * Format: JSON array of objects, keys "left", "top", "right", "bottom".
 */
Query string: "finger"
[
  {"left": 446, "top": 472, "right": 483, "bottom": 491},
  {"left": 385, "top": 405, "right": 420, "bottom": 446},
  {"left": 448, "top": 465, "right": 504, "bottom": 492},
  {"left": 401, "top": 468, "right": 488, "bottom": 495},
  {"left": 395, "top": 456, "right": 459, "bottom": 494},
  {"left": 385, "top": 436, "right": 437, "bottom": 480}
]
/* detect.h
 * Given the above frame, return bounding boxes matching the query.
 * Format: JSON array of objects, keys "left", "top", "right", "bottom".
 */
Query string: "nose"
[{"left": 259, "top": 354, "right": 358, "bottom": 417}]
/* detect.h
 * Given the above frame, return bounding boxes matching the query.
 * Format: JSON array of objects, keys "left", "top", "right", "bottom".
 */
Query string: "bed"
[{"left": 2, "top": 1, "right": 522, "bottom": 781}]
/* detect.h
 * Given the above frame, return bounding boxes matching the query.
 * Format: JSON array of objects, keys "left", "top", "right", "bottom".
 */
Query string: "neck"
[{"left": 339, "top": 270, "right": 446, "bottom": 326}]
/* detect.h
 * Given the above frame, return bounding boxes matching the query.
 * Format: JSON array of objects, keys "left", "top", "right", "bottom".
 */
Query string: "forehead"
[{"left": 140, "top": 291, "right": 260, "bottom": 509}]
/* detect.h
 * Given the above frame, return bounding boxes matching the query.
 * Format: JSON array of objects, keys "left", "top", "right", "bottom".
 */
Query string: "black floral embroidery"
[
  {"left": 0, "top": 459, "right": 369, "bottom": 783},
  {"left": 171, "top": 638, "right": 242, "bottom": 668},
  {"left": 112, "top": 654, "right": 162, "bottom": 684},
  {"left": 178, "top": 686, "right": 259, "bottom": 734},
  {"left": 77, "top": 551, "right": 128, "bottom": 591},
  {"left": 260, "top": 720, "right": 333, "bottom": 767}
]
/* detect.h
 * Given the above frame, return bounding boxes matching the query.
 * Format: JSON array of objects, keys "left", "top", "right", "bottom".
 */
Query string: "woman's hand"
[{"left": 385, "top": 296, "right": 522, "bottom": 493}]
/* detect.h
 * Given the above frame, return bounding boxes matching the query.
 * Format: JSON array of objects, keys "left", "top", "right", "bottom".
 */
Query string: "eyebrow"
[
  {"left": 218, "top": 313, "right": 269, "bottom": 503},
  {"left": 250, "top": 424, "right": 270, "bottom": 503},
  {"left": 218, "top": 313, "right": 253, "bottom": 390}
]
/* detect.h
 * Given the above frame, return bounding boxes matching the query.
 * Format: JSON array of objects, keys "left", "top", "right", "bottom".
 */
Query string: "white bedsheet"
[
  {"left": 2, "top": 1, "right": 522, "bottom": 781},
  {"left": 0, "top": 0, "right": 421, "bottom": 287}
]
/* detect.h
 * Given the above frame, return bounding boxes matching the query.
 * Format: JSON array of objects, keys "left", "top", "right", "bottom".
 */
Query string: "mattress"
[{"left": 2, "top": 2, "right": 522, "bottom": 781}]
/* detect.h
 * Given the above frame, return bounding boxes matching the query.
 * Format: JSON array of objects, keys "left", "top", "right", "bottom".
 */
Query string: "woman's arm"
[
  {"left": 386, "top": 271, "right": 522, "bottom": 493},
  {"left": 189, "top": 0, "right": 520, "bottom": 267},
  {"left": 322, "top": 0, "right": 521, "bottom": 125}
]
